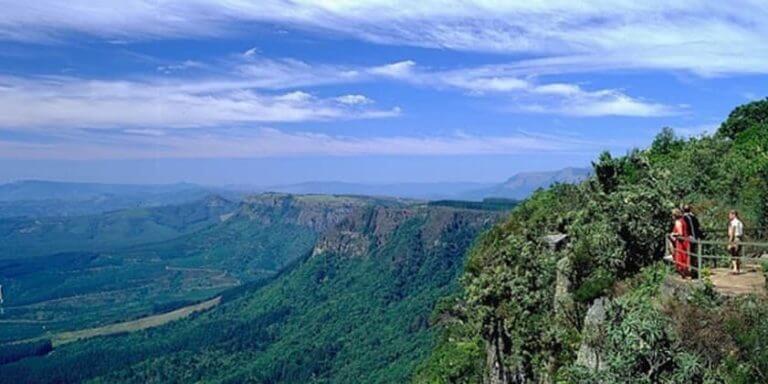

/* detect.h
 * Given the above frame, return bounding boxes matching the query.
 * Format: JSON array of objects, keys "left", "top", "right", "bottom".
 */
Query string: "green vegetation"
[
  {"left": 3, "top": 100, "right": 768, "bottom": 383},
  {"left": 415, "top": 99, "right": 768, "bottom": 383},
  {"left": 0, "top": 194, "right": 373, "bottom": 342},
  {"left": 0, "top": 195, "right": 238, "bottom": 259},
  {"left": 0, "top": 339, "right": 52, "bottom": 365},
  {"left": 428, "top": 198, "right": 519, "bottom": 211},
  {"left": 0, "top": 205, "right": 497, "bottom": 383}
]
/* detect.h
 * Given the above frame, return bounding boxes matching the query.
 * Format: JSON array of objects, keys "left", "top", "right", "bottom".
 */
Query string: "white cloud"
[
  {"left": 365, "top": 61, "right": 680, "bottom": 117},
  {"left": 0, "top": 52, "right": 677, "bottom": 133},
  {"left": 0, "top": 76, "right": 399, "bottom": 130},
  {"left": 0, "top": 53, "right": 677, "bottom": 133},
  {"left": 3, "top": 2, "right": 768, "bottom": 76},
  {"left": 242, "top": 47, "right": 259, "bottom": 58},
  {"left": 532, "top": 83, "right": 582, "bottom": 96},
  {"left": 156, "top": 60, "right": 205, "bottom": 74},
  {"left": 369, "top": 61, "right": 416, "bottom": 78},
  {"left": 234, "top": 56, "right": 362, "bottom": 89},
  {"left": 558, "top": 93, "right": 677, "bottom": 117},
  {"left": 335, "top": 94, "right": 374, "bottom": 105},
  {"left": 522, "top": 87, "right": 680, "bottom": 117}
]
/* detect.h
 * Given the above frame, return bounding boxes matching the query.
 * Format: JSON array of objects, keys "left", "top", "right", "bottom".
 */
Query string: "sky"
[{"left": 1, "top": 1, "right": 767, "bottom": 185}]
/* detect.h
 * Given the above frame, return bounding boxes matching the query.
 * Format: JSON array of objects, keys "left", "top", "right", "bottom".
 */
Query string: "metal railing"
[
  {"left": 664, "top": 236, "right": 768, "bottom": 278},
  {"left": 699, "top": 227, "right": 768, "bottom": 242}
]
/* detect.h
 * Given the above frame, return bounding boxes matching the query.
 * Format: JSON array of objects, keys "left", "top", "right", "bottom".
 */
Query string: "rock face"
[
  {"left": 239, "top": 193, "right": 396, "bottom": 232},
  {"left": 312, "top": 205, "right": 412, "bottom": 257},
  {"left": 312, "top": 205, "right": 498, "bottom": 259},
  {"left": 554, "top": 256, "right": 574, "bottom": 317},
  {"left": 575, "top": 297, "right": 608, "bottom": 372},
  {"left": 486, "top": 319, "right": 513, "bottom": 384},
  {"left": 543, "top": 234, "right": 569, "bottom": 251}
]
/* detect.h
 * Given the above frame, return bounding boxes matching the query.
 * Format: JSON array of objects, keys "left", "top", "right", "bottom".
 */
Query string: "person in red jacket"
[{"left": 670, "top": 208, "right": 691, "bottom": 278}]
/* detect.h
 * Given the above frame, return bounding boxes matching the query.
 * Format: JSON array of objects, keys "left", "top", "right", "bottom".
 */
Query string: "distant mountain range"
[
  {"left": 259, "top": 167, "right": 591, "bottom": 200},
  {"left": 0, "top": 180, "right": 208, "bottom": 201},
  {"left": 0, "top": 167, "right": 590, "bottom": 217},
  {"left": 0, "top": 180, "right": 238, "bottom": 217},
  {"left": 462, "top": 167, "right": 591, "bottom": 200},
  {"left": 260, "top": 181, "right": 494, "bottom": 200}
]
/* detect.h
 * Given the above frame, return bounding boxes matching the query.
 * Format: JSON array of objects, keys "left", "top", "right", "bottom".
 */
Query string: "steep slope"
[
  {"left": 415, "top": 100, "right": 768, "bottom": 383},
  {"left": 0, "top": 203, "right": 502, "bottom": 383}
]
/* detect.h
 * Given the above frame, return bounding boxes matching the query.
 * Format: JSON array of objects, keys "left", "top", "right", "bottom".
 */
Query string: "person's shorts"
[{"left": 728, "top": 238, "right": 742, "bottom": 256}]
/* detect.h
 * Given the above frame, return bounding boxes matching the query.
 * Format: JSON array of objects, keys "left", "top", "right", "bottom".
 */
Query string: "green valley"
[
  {"left": 0, "top": 194, "right": 403, "bottom": 343},
  {"left": 0, "top": 200, "right": 503, "bottom": 383}
]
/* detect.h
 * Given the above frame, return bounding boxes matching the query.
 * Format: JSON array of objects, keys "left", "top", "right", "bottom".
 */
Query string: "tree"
[{"left": 717, "top": 98, "right": 768, "bottom": 139}]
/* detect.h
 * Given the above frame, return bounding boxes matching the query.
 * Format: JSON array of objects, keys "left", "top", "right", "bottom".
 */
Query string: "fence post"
[{"left": 696, "top": 240, "right": 702, "bottom": 279}]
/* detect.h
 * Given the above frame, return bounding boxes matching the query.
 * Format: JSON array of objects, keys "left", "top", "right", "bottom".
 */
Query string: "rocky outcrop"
[
  {"left": 575, "top": 297, "right": 608, "bottom": 372},
  {"left": 311, "top": 205, "right": 413, "bottom": 257},
  {"left": 554, "top": 256, "right": 574, "bottom": 319},
  {"left": 485, "top": 318, "right": 516, "bottom": 384},
  {"left": 312, "top": 204, "right": 499, "bottom": 259},
  {"left": 239, "top": 193, "right": 387, "bottom": 232}
]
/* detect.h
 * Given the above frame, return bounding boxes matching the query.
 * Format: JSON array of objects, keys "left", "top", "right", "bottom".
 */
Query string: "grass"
[{"left": 52, "top": 296, "right": 221, "bottom": 346}]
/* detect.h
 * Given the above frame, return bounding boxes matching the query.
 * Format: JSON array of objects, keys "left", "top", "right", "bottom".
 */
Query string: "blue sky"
[{"left": 1, "top": 1, "right": 767, "bottom": 185}]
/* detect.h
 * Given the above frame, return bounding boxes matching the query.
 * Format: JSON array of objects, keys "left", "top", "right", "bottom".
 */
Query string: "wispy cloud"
[
  {"left": 0, "top": 75, "right": 399, "bottom": 130},
  {"left": 3, "top": 2, "right": 768, "bottom": 76},
  {"left": 156, "top": 60, "right": 205, "bottom": 74},
  {"left": 334, "top": 94, "right": 374, "bottom": 105},
  {"left": 371, "top": 61, "right": 681, "bottom": 117},
  {"left": 233, "top": 55, "right": 363, "bottom": 89},
  {"left": 0, "top": 53, "right": 677, "bottom": 134},
  {"left": 520, "top": 88, "right": 680, "bottom": 117}
]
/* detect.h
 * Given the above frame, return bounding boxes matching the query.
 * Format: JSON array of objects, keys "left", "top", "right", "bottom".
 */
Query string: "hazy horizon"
[
  {"left": 0, "top": 161, "right": 592, "bottom": 187},
  {"left": 0, "top": 156, "right": 595, "bottom": 186}
]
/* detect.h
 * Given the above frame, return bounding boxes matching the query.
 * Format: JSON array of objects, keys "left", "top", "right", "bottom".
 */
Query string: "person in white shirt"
[{"left": 728, "top": 210, "right": 744, "bottom": 273}]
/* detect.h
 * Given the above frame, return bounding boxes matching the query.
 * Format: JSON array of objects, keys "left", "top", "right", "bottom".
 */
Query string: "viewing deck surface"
[
  {"left": 668, "top": 266, "right": 766, "bottom": 296},
  {"left": 707, "top": 267, "right": 766, "bottom": 296}
]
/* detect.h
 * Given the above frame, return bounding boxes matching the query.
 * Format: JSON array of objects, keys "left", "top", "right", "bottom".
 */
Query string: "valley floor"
[{"left": 6, "top": 296, "right": 220, "bottom": 348}]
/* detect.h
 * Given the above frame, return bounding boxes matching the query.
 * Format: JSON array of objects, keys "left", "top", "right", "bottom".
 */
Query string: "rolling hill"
[{"left": 0, "top": 180, "right": 237, "bottom": 218}]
